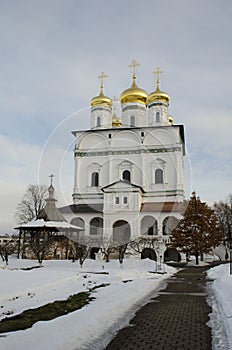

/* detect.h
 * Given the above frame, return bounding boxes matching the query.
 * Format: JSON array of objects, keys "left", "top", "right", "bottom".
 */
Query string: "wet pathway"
[{"left": 105, "top": 266, "right": 214, "bottom": 350}]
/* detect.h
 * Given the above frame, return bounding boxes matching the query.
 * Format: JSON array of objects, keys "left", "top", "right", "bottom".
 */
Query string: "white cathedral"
[{"left": 60, "top": 61, "right": 185, "bottom": 261}]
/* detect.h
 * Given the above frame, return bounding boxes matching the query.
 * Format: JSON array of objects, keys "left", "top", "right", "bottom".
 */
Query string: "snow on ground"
[
  {"left": 207, "top": 264, "right": 232, "bottom": 350},
  {"left": 0, "top": 257, "right": 175, "bottom": 350}
]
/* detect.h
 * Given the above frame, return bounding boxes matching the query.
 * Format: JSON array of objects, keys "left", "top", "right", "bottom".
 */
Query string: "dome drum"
[{"left": 121, "top": 103, "right": 146, "bottom": 113}]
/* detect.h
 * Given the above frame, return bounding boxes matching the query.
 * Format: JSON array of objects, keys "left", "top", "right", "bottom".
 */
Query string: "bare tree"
[
  {"left": 15, "top": 185, "right": 47, "bottom": 224},
  {"left": 130, "top": 236, "right": 158, "bottom": 254},
  {"left": 116, "top": 242, "right": 128, "bottom": 264},
  {"left": 214, "top": 195, "right": 232, "bottom": 240},
  {"left": 67, "top": 234, "right": 92, "bottom": 267},
  {"left": 0, "top": 239, "right": 17, "bottom": 265},
  {"left": 99, "top": 237, "right": 117, "bottom": 263},
  {"left": 29, "top": 231, "right": 53, "bottom": 266}
]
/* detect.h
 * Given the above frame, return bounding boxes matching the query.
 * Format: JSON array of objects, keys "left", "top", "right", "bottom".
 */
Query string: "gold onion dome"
[
  {"left": 91, "top": 72, "right": 112, "bottom": 108},
  {"left": 147, "top": 86, "right": 170, "bottom": 105},
  {"left": 91, "top": 91, "right": 112, "bottom": 108},
  {"left": 120, "top": 74, "right": 147, "bottom": 105},
  {"left": 112, "top": 115, "right": 122, "bottom": 127},
  {"left": 147, "top": 67, "right": 170, "bottom": 106}
]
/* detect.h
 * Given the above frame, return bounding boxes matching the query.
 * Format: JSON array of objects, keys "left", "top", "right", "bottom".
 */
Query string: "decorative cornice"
[
  {"left": 122, "top": 104, "right": 146, "bottom": 112},
  {"left": 75, "top": 146, "right": 182, "bottom": 158}
]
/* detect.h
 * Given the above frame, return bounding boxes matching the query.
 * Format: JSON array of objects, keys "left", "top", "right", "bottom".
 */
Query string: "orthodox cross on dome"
[
  {"left": 153, "top": 67, "right": 163, "bottom": 88},
  {"left": 129, "top": 59, "right": 140, "bottom": 77},
  {"left": 112, "top": 95, "right": 118, "bottom": 114},
  {"left": 129, "top": 59, "right": 140, "bottom": 87},
  {"left": 49, "top": 173, "right": 55, "bottom": 186},
  {"left": 98, "top": 72, "right": 107, "bottom": 94}
]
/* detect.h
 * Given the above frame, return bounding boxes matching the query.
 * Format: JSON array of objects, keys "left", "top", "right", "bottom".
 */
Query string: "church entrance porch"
[
  {"left": 90, "top": 247, "right": 100, "bottom": 259},
  {"left": 113, "top": 220, "right": 131, "bottom": 244},
  {"left": 141, "top": 248, "right": 157, "bottom": 261}
]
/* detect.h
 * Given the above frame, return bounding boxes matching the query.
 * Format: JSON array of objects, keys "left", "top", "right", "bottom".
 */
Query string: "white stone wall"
[{"left": 72, "top": 126, "right": 184, "bottom": 204}]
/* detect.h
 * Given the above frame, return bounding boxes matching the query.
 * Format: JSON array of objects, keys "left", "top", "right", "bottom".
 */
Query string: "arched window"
[
  {"left": 90, "top": 217, "right": 103, "bottom": 235},
  {"left": 91, "top": 172, "right": 99, "bottom": 187},
  {"left": 156, "top": 112, "right": 160, "bottom": 123},
  {"left": 130, "top": 116, "right": 135, "bottom": 127},
  {"left": 162, "top": 216, "right": 179, "bottom": 236},
  {"left": 70, "top": 217, "right": 85, "bottom": 230},
  {"left": 122, "top": 170, "right": 131, "bottom": 183},
  {"left": 141, "top": 216, "right": 158, "bottom": 236},
  {"left": 155, "top": 168, "right": 163, "bottom": 184},
  {"left": 97, "top": 116, "right": 101, "bottom": 127}
]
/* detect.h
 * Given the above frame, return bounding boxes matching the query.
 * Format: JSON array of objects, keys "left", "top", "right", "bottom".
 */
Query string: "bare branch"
[{"left": 15, "top": 185, "right": 47, "bottom": 224}]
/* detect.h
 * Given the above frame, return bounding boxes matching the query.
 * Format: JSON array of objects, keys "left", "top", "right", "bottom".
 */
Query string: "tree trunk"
[{"left": 195, "top": 251, "right": 199, "bottom": 265}]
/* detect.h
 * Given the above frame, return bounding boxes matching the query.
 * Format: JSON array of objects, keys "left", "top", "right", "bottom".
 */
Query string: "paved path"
[{"left": 105, "top": 265, "right": 214, "bottom": 350}]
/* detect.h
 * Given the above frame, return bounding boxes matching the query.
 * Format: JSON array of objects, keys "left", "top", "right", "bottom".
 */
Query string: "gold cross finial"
[
  {"left": 98, "top": 72, "right": 107, "bottom": 94},
  {"left": 112, "top": 95, "right": 118, "bottom": 114},
  {"left": 153, "top": 67, "right": 163, "bottom": 87},
  {"left": 129, "top": 59, "right": 140, "bottom": 76},
  {"left": 49, "top": 174, "right": 55, "bottom": 186}
]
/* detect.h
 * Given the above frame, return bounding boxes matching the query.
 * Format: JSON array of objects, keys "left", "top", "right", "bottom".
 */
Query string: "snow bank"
[
  {"left": 207, "top": 264, "right": 232, "bottom": 350},
  {"left": 0, "top": 258, "right": 175, "bottom": 350}
]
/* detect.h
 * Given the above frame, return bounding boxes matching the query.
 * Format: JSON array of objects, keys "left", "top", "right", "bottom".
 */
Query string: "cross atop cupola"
[
  {"left": 98, "top": 72, "right": 107, "bottom": 94},
  {"left": 153, "top": 67, "right": 163, "bottom": 88},
  {"left": 129, "top": 59, "right": 140, "bottom": 76},
  {"left": 129, "top": 59, "right": 140, "bottom": 86},
  {"left": 49, "top": 173, "right": 55, "bottom": 186}
]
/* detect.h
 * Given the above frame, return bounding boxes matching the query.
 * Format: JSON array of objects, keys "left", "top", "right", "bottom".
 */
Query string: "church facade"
[{"left": 60, "top": 61, "right": 185, "bottom": 261}]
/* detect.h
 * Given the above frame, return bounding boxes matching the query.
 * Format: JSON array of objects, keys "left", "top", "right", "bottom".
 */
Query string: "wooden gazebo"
[{"left": 15, "top": 176, "right": 82, "bottom": 260}]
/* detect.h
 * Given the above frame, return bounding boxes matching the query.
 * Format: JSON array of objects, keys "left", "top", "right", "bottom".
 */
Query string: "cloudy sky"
[{"left": 0, "top": 0, "right": 231, "bottom": 233}]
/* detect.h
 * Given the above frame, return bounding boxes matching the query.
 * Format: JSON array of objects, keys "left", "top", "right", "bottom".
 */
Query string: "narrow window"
[
  {"left": 97, "top": 116, "right": 101, "bottom": 127},
  {"left": 115, "top": 197, "right": 119, "bottom": 204},
  {"left": 141, "top": 131, "right": 144, "bottom": 137},
  {"left": 91, "top": 172, "right": 99, "bottom": 187},
  {"left": 130, "top": 116, "right": 135, "bottom": 127},
  {"left": 156, "top": 112, "right": 160, "bottom": 123},
  {"left": 122, "top": 170, "right": 131, "bottom": 183},
  {"left": 123, "top": 197, "right": 128, "bottom": 204},
  {"left": 108, "top": 133, "right": 111, "bottom": 139},
  {"left": 155, "top": 168, "right": 164, "bottom": 184}
]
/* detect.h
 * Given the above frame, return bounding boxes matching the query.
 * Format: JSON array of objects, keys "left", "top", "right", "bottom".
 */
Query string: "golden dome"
[
  {"left": 91, "top": 72, "right": 112, "bottom": 108},
  {"left": 120, "top": 75, "right": 147, "bottom": 105},
  {"left": 147, "top": 67, "right": 170, "bottom": 106},
  {"left": 91, "top": 91, "right": 112, "bottom": 108},
  {"left": 147, "top": 86, "right": 170, "bottom": 105},
  {"left": 112, "top": 115, "right": 122, "bottom": 127}
]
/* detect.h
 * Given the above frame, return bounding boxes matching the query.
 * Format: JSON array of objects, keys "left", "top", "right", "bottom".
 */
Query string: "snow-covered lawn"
[
  {"left": 207, "top": 264, "right": 232, "bottom": 350},
  {"left": 0, "top": 257, "right": 175, "bottom": 350}
]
